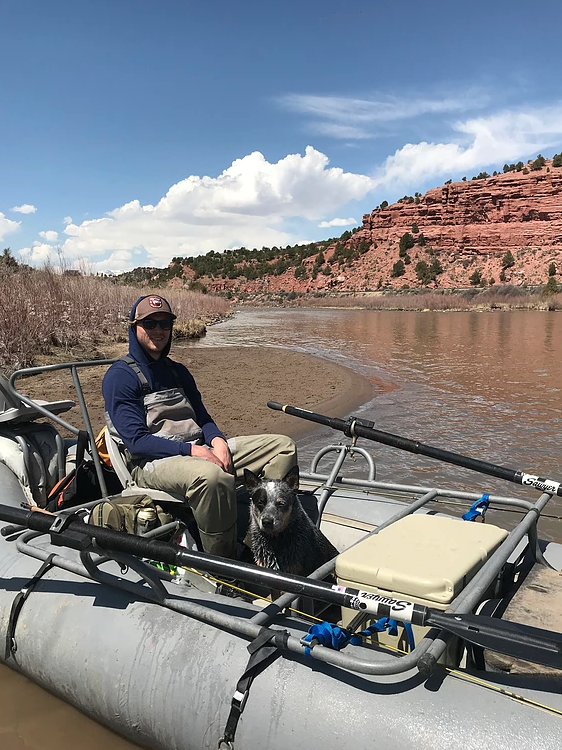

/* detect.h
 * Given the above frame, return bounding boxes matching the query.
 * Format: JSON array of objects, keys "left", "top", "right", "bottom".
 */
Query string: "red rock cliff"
[{"left": 352, "top": 160, "right": 562, "bottom": 288}]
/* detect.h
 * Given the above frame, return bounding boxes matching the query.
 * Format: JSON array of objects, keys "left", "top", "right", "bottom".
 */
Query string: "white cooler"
[{"left": 336, "top": 514, "right": 508, "bottom": 666}]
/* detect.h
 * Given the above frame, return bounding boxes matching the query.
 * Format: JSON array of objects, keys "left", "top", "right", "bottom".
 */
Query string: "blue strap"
[
  {"left": 462, "top": 493, "right": 490, "bottom": 522},
  {"left": 353, "top": 617, "right": 416, "bottom": 651},
  {"left": 302, "top": 622, "right": 352, "bottom": 657},
  {"left": 303, "top": 617, "right": 416, "bottom": 656}
]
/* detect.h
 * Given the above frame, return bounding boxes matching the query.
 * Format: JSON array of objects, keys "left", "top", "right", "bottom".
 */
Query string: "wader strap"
[
  {"left": 218, "top": 629, "right": 289, "bottom": 750},
  {"left": 5, "top": 553, "right": 56, "bottom": 659},
  {"left": 121, "top": 355, "right": 183, "bottom": 395},
  {"left": 121, "top": 355, "right": 151, "bottom": 396}
]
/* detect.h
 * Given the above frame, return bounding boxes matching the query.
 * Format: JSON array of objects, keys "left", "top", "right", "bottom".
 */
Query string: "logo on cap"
[{"left": 149, "top": 296, "right": 163, "bottom": 309}]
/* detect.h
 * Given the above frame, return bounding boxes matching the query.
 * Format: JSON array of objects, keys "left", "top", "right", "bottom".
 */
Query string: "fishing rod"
[
  {"left": 267, "top": 401, "right": 562, "bottom": 497},
  {"left": 1, "top": 504, "right": 561, "bottom": 670}
]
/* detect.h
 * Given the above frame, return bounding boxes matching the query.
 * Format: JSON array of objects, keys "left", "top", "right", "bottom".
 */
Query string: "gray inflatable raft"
[{"left": 0, "top": 361, "right": 561, "bottom": 750}]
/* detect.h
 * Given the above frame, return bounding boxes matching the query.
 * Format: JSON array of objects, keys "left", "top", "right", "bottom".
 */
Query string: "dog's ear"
[
  {"left": 282, "top": 465, "right": 299, "bottom": 490},
  {"left": 243, "top": 469, "right": 260, "bottom": 492}
]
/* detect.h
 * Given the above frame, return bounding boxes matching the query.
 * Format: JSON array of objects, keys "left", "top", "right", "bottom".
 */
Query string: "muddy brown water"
[{"left": 2, "top": 308, "right": 562, "bottom": 748}]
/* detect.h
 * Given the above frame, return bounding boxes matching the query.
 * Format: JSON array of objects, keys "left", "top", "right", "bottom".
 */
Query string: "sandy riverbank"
[{"left": 21, "top": 345, "right": 377, "bottom": 440}]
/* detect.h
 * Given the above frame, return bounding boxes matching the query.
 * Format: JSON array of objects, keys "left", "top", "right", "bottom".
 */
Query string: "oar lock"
[{"left": 343, "top": 416, "right": 375, "bottom": 446}]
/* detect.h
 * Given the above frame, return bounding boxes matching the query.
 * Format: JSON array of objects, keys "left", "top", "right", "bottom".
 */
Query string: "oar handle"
[{"left": 267, "top": 402, "right": 562, "bottom": 497}]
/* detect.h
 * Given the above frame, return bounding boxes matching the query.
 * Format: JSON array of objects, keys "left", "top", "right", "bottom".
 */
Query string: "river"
[
  {"left": 2, "top": 307, "right": 561, "bottom": 748},
  {"left": 185, "top": 308, "right": 562, "bottom": 537}
]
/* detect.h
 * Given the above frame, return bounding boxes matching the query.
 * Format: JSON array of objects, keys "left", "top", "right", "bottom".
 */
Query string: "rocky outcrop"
[{"left": 351, "top": 160, "right": 562, "bottom": 289}]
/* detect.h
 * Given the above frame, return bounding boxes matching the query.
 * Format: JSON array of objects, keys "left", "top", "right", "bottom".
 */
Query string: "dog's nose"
[{"left": 261, "top": 516, "right": 275, "bottom": 529}]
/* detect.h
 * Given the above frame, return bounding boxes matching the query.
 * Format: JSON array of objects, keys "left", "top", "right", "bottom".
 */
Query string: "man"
[{"left": 102, "top": 294, "right": 297, "bottom": 559}]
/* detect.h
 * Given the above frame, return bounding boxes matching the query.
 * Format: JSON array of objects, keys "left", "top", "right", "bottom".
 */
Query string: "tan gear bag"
[{"left": 88, "top": 494, "right": 173, "bottom": 536}]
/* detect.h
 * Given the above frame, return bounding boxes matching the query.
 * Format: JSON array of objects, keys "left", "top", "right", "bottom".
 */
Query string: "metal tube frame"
[{"left": 8, "top": 359, "right": 117, "bottom": 499}]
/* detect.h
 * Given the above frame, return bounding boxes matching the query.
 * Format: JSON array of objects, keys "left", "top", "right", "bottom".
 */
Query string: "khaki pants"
[{"left": 132, "top": 434, "right": 297, "bottom": 559}]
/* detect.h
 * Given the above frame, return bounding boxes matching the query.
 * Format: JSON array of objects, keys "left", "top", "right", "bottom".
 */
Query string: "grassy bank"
[
  {"left": 270, "top": 285, "right": 562, "bottom": 311},
  {"left": 0, "top": 268, "right": 231, "bottom": 373}
]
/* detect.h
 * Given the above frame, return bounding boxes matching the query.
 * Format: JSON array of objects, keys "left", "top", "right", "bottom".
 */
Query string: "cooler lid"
[{"left": 335, "top": 514, "right": 508, "bottom": 604}]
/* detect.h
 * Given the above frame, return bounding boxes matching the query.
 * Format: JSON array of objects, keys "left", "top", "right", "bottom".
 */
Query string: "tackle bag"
[
  {"left": 46, "top": 430, "right": 122, "bottom": 512},
  {"left": 88, "top": 494, "right": 174, "bottom": 536}
]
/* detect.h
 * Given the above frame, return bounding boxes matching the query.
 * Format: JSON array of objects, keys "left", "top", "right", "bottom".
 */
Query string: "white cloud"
[
  {"left": 0, "top": 212, "right": 20, "bottom": 243},
  {"left": 21, "top": 241, "right": 55, "bottom": 265},
  {"left": 39, "top": 230, "right": 59, "bottom": 242},
  {"left": 11, "top": 204, "right": 37, "bottom": 214},
  {"left": 374, "top": 106, "right": 562, "bottom": 187},
  {"left": 318, "top": 217, "right": 357, "bottom": 228},
  {"left": 63, "top": 216, "right": 73, "bottom": 225},
  {"left": 57, "top": 147, "right": 374, "bottom": 272},
  {"left": 280, "top": 90, "right": 489, "bottom": 139}
]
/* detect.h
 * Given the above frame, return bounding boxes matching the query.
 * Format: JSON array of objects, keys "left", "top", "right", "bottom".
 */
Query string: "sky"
[{"left": 2, "top": 0, "right": 562, "bottom": 274}]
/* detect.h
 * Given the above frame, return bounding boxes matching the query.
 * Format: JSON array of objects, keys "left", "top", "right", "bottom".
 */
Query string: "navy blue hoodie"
[{"left": 102, "top": 296, "right": 225, "bottom": 460}]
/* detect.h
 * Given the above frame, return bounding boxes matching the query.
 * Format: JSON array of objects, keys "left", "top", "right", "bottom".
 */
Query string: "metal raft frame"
[{"left": 2, "top": 359, "right": 558, "bottom": 678}]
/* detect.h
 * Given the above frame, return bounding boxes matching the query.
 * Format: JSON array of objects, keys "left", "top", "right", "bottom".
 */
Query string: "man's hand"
[
  {"left": 190, "top": 439, "right": 233, "bottom": 475},
  {"left": 210, "top": 437, "right": 234, "bottom": 475}
]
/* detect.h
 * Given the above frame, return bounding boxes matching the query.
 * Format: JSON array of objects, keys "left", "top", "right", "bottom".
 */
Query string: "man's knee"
[
  {"left": 260, "top": 434, "right": 298, "bottom": 479},
  {"left": 140, "top": 455, "right": 229, "bottom": 495},
  {"left": 272, "top": 434, "right": 297, "bottom": 457}
]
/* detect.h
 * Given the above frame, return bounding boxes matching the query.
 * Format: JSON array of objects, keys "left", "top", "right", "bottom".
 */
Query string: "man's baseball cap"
[{"left": 132, "top": 295, "right": 177, "bottom": 322}]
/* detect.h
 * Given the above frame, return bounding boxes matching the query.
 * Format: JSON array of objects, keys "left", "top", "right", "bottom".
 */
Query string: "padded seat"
[{"left": 103, "top": 427, "right": 185, "bottom": 505}]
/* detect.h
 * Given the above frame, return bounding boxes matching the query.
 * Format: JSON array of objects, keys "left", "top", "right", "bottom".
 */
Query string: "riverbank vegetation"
[
  {"left": 240, "top": 284, "right": 562, "bottom": 312},
  {"left": 0, "top": 256, "right": 230, "bottom": 372}
]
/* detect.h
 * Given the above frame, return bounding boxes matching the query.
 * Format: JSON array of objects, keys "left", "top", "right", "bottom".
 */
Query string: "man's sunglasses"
[{"left": 137, "top": 318, "right": 173, "bottom": 331}]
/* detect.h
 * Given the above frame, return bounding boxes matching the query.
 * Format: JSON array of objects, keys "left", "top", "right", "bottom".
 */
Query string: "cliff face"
[
  {"left": 350, "top": 160, "right": 562, "bottom": 289},
  {"left": 186, "top": 159, "right": 562, "bottom": 296}
]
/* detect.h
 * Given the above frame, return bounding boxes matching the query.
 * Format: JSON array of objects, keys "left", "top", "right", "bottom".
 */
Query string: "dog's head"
[{"left": 244, "top": 465, "right": 299, "bottom": 536}]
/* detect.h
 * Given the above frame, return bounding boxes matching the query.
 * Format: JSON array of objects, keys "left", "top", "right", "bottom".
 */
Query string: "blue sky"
[{"left": 1, "top": 0, "right": 562, "bottom": 272}]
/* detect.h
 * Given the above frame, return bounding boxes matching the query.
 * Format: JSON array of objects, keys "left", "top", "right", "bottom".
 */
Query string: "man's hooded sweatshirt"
[{"left": 102, "top": 296, "right": 225, "bottom": 460}]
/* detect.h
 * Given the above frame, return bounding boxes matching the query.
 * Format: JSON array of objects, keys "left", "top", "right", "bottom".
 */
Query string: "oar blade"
[{"left": 427, "top": 611, "right": 562, "bottom": 669}]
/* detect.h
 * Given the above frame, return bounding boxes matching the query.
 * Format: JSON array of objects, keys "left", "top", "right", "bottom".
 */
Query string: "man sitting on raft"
[{"left": 102, "top": 295, "right": 297, "bottom": 559}]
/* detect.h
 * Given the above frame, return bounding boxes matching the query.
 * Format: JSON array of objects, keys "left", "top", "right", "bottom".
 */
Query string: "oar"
[
  {"left": 267, "top": 401, "right": 562, "bottom": 497},
  {"left": 1, "top": 504, "right": 561, "bottom": 669}
]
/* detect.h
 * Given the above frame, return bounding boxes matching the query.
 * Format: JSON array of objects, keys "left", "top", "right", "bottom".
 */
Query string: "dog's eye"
[{"left": 275, "top": 501, "right": 287, "bottom": 508}]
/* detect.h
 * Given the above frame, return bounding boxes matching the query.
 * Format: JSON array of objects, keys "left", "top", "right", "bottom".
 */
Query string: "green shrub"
[
  {"left": 501, "top": 250, "right": 515, "bottom": 269},
  {"left": 391, "top": 260, "right": 405, "bottom": 278},
  {"left": 430, "top": 257, "right": 443, "bottom": 276},
  {"left": 415, "top": 260, "right": 431, "bottom": 284},
  {"left": 531, "top": 154, "right": 546, "bottom": 171},
  {"left": 189, "top": 280, "right": 208, "bottom": 294},
  {"left": 543, "top": 276, "right": 559, "bottom": 295},
  {"left": 399, "top": 233, "right": 415, "bottom": 255},
  {"left": 469, "top": 269, "right": 483, "bottom": 286}
]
